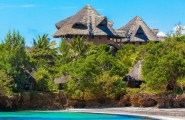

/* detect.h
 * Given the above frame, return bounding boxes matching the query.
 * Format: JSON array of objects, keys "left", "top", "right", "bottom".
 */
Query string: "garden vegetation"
[{"left": 0, "top": 23, "right": 185, "bottom": 100}]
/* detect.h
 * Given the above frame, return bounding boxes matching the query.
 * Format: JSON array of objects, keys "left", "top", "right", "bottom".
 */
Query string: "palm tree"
[
  {"left": 33, "top": 34, "right": 56, "bottom": 49},
  {"left": 68, "top": 36, "right": 88, "bottom": 58},
  {"left": 28, "top": 34, "right": 57, "bottom": 67}
]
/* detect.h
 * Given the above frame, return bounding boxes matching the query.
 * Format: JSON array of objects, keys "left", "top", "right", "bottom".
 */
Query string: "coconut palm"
[
  {"left": 68, "top": 36, "right": 88, "bottom": 58},
  {"left": 28, "top": 34, "right": 57, "bottom": 68},
  {"left": 33, "top": 34, "right": 56, "bottom": 49}
]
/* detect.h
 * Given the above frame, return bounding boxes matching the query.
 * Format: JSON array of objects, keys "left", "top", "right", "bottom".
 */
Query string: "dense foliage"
[
  {"left": 140, "top": 23, "right": 185, "bottom": 93},
  {"left": 1, "top": 23, "right": 185, "bottom": 99},
  {"left": 141, "top": 40, "right": 185, "bottom": 92},
  {"left": 58, "top": 37, "right": 128, "bottom": 100},
  {"left": 0, "top": 31, "right": 31, "bottom": 92}
]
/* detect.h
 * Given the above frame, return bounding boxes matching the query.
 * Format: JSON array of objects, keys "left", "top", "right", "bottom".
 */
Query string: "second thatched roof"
[
  {"left": 127, "top": 60, "right": 143, "bottom": 81},
  {"left": 53, "top": 4, "right": 118, "bottom": 37},
  {"left": 117, "top": 16, "right": 159, "bottom": 42},
  {"left": 54, "top": 74, "right": 71, "bottom": 84}
]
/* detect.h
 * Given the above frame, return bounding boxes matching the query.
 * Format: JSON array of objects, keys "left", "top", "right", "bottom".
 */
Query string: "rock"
[
  {"left": 154, "top": 94, "right": 174, "bottom": 108},
  {"left": 102, "top": 99, "right": 117, "bottom": 107},
  {"left": 85, "top": 100, "right": 101, "bottom": 108},
  {"left": 2, "top": 92, "right": 185, "bottom": 111},
  {"left": 173, "top": 95, "right": 185, "bottom": 108},
  {"left": 130, "top": 93, "right": 157, "bottom": 107},
  {"left": 66, "top": 99, "right": 86, "bottom": 108},
  {"left": 74, "top": 100, "right": 86, "bottom": 108},
  {"left": 0, "top": 95, "right": 18, "bottom": 111},
  {"left": 117, "top": 95, "right": 131, "bottom": 107}
]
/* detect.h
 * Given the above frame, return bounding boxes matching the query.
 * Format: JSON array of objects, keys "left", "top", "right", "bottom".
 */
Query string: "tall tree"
[
  {"left": 0, "top": 70, "right": 13, "bottom": 95},
  {"left": 68, "top": 36, "right": 89, "bottom": 58},
  {"left": 28, "top": 34, "right": 57, "bottom": 69},
  {"left": 0, "top": 30, "right": 31, "bottom": 92},
  {"left": 116, "top": 44, "right": 139, "bottom": 72},
  {"left": 141, "top": 40, "right": 185, "bottom": 92},
  {"left": 63, "top": 44, "right": 127, "bottom": 100},
  {"left": 27, "top": 34, "right": 58, "bottom": 91}
]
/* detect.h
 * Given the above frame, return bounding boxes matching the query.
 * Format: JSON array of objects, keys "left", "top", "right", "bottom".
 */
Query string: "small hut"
[
  {"left": 54, "top": 74, "right": 71, "bottom": 90},
  {"left": 116, "top": 16, "right": 159, "bottom": 46},
  {"left": 124, "top": 60, "right": 144, "bottom": 88},
  {"left": 53, "top": 4, "right": 120, "bottom": 49}
]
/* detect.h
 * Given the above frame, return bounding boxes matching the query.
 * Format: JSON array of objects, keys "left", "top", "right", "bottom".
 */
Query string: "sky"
[{"left": 0, "top": 0, "right": 185, "bottom": 46}]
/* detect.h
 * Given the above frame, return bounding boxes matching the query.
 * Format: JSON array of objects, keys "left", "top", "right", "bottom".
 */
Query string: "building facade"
[
  {"left": 53, "top": 4, "right": 164, "bottom": 48},
  {"left": 53, "top": 4, "right": 120, "bottom": 49}
]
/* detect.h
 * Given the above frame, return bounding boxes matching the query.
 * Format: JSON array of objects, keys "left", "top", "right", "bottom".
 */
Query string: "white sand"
[{"left": 66, "top": 107, "right": 185, "bottom": 120}]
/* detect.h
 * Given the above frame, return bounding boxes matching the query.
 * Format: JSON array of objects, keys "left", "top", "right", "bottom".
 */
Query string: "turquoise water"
[{"left": 0, "top": 111, "right": 155, "bottom": 120}]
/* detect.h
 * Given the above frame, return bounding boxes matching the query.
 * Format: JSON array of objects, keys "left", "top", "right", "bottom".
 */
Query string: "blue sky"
[{"left": 0, "top": 0, "right": 185, "bottom": 46}]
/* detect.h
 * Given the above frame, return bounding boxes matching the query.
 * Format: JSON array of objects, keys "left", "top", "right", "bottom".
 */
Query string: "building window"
[
  {"left": 132, "top": 42, "right": 135, "bottom": 45},
  {"left": 99, "top": 35, "right": 102, "bottom": 39},
  {"left": 139, "top": 42, "right": 142, "bottom": 45}
]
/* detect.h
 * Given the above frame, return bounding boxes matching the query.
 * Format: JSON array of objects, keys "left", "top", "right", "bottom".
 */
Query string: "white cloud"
[
  {"left": 0, "top": 4, "right": 37, "bottom": 9},
  {"left": 183, "top": 26, "right": 185, "bottom": 34},
  {"left": 157, "top": 31, "right": 166, "bottom": 36},
  {"left": 173, "top": 25, "right": 185, "bottom": 35}
]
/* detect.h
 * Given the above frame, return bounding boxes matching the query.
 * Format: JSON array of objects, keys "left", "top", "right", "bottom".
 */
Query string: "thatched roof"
[
  {"left": 117, "top": 16, "right": 159, "bottom": 42},
  {"left": 127, "top": 60, "right": 143, "bottom": 81},
  {"left": 53, "top": 4, "right": 118, "bottom": 37},
  {"left": 54, "top": 74, "right": 71, "bottom": 84}
]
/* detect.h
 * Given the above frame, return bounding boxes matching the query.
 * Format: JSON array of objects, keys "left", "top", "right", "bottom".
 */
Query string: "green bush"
[{"left": 34, "top": 68, "right": 58, "bottom": 91}]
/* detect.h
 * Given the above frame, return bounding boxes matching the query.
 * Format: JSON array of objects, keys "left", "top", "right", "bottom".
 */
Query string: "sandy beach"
[{"left": 66, "top": 107, "right": 185, "bottom": 120}]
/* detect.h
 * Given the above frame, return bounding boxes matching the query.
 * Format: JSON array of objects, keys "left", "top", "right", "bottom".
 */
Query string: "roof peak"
[
  {"left": 86, "top": 4, "right": 92, "bottom": 9},
  {"left": 134, "top": 16, "right": 142, "bottom": 21},
  {"left": 53, "top": 4, "right": 118, "bottom": 38},
  {"left": 117, "top": 16, "right": 159, "bottom": 41}
]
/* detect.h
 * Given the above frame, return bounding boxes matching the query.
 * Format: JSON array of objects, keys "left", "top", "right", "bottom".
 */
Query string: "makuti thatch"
[
  {"left": 124, "top": 60, "right": 144, "bottom": 88},
  {"left": 127, "top": 60, "right": 143, "bottom": 81},
  {"left": 54, "top": 74, "right": 71, "bottom": 84},
  {"left": 117, "top": 16, "right": 159, "bottom": 42},
  {"left": 53, "top": 4, "right": 118, "bottom": 38},
  {"left": 54, "top": 74, "right": 71, "bottom": 90}
]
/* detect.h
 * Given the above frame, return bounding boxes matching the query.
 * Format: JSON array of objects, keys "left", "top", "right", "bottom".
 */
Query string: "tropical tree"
[
  {"left": 33, "top": 68, "right": 58, "bottom": 91},
  {"left": 58, "top": 38, "right": 73, "bottom": 63},
  {"left": 68, "top": 36, "right": 89, "bottom": 58},
  {"left": 167, "top": 22, "right": 185, "bottom": 39},
  {"left": 28, "top": 34, "right": 57, "bottom": 69},
  {"left": 116, "top": 44, "right": 139, "bottom": 72},
  {"left": 0, "top": 30, "right": 31, "bottom": 92},
  {"left": 27, "top": 34, "right": 59, "bottom": 91},
  {"left": 141, "top": 39, "right": 185, "bottom": 92},
  {"left": 0, "top": 70, "right": 13, "bottom": 95},
  {"left": 63, "top": 44, "right": 127, "bottom": 100},
  {"left": 94, "top": 72, "right": 126, "bottom": 99}
]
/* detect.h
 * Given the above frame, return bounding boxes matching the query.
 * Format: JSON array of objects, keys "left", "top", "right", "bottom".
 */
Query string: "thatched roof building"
[
  {"left": 116, "top": 16, "right": 159, "bottom": 45},
  {"left": 124, "top": 60, "right": 144, "bottom": 88},
  {"left": 127, "top": 60, "right": 143, "bottom": 81},
  {"left": 53, "top": 5, "right": 164, "bottom": 48},
  {"left": 53, "top": 4, "right": 118, "bottom": 38},
  {"left": 54, "top": 74, "right": 71, "bottom": 90},
  {"left": 54, "top": 74, "right": 71, "bottom": 84},
  {"left": 53, "top": 4, "right": 121, "bottom": 49}
]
